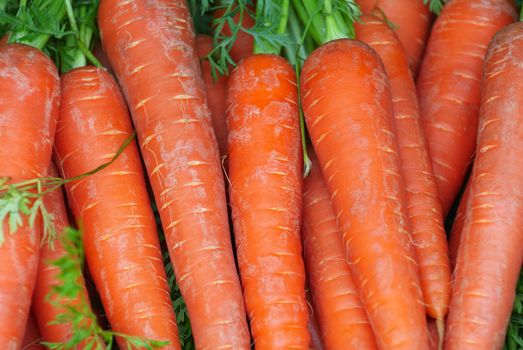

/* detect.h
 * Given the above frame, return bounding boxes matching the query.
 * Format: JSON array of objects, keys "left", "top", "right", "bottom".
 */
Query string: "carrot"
[
  {"left": 32, "top": 163, "right": 92, "bottom": 345},
  {"left": 416, "top": 0, "right": 516, "bottom": 215},
  {"left": 22, "top": 311, "right": 45, "bottom": 350},
  {"left": 301, "top": 39, "right": 429, "bottom": 349},
  {"left": 227, "top": 54, "right": 309, "bottom": 349},
  {"left": 195, "top": 34, "right": 229, "bottom": 157},
  {"left": 448, "top": 180, "right": 470, "bottom": 270},
  {"left": 53, "top": 66, "right": 180, "bottom": 349},
  {"left": 356, "top": 0, "right": 433, "bottom": 75},
  {"left": 445, "top": 21, "right": 523, "bottom": 349},
  {"left": 302, "top": 152, "right": 377, "bottom": 349},
  {"left": 97, "top": 1, "right": 250, "bottom": 347},
  {"left": 355, "top": 14, "right": 451, "bottom": 330},
  {"left": 0, "top": 43, "right": 60, "bottom": 348}
]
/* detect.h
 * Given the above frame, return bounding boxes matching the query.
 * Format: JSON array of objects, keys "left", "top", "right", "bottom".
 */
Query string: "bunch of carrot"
[{"left": 1, "top": 0, "right": 523, "bottom": 349}]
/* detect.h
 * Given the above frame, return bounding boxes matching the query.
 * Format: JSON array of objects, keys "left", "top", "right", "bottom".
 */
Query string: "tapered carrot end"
[{"left": 436, "top": 318, "right": 445, "bottom": 350}]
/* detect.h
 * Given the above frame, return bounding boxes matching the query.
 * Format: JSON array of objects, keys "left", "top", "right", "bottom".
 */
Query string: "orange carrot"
[
  {"left": 195, "top": 34, "right": 229, "bottom": 157},
  {"left": 302, "top": 153, "right": 377, "bottom": 349},
  {"left": 98, "top": 1, "right": 250, "bottom": 347},
  {"left": 54, "top": 67, "right": 180, "bottom": 349},
  {"left": 227, "top": 54, "right": 309, "bottom": 349},
  {"left": 445, "top": 21, "right": 523, "bottom": 349},
  {"left": 0, "top": 43, "right": 60, "bottom": 348},
  {"left": 355, "top": 14, "right": 451, "bottom": 328},
  {"left": 32, "top": 163, "right": 92, "bottom": 345},
  {"left": 301, "top": 39, "right": 429, "bottom": 349},
  {"left": 356, "top": 0, "right": 432, "bottom": 75},
  {"left": 417, "top": 0, "right": 516, "bottom": 215}
]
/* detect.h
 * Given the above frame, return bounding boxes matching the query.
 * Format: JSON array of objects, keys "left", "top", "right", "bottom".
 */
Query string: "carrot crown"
[
  {"left": 202, "top": 0, "right": 290, "bottom": 77},
  {"left": 291, "top": 0, "right": 360, "bottom": 46},
  {"left": 2, "top": 0, "right": 67, "bottom": 51}
]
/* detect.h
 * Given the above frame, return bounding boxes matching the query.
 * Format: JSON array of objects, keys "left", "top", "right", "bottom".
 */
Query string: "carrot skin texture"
[
  {"left": 301, "top": 39, "right": 429, "bottom": 350},
  {"left": 417, "top": 0, "right": 516, "bottom": 215},
  {"left": 445, "top": 22, "right": 523, "bottom": 349},
  {"left": 355, "top": 15, "right": 451, "bottom": 321},
  {"left": 195, "top": 35, "right": 229, "bottom": 157},
  {"left": 227, "top": 54, "right": 309, "bottom": 349},
  {"left": 98, "top": 1, "right": 250, "bottom": 348},
  {"left": 32, "top": 163, "right": 92, "bottom": 345},
  {"left": 0, "top": 44, "right": 60, "bottom": 349},
  {"left": 302, "top": 154, "right": 377, "bottom": 350},
  {"left": 54, "top": 67, "right": 180, "bottom": 349},
  {"left": 356, "top": 0, "right": 432, "bottom": 75}
]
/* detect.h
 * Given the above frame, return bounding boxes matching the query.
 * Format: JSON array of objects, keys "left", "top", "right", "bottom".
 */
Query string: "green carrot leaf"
[{"left": 423, "top": 0, "right": 445, "bottom": 15}]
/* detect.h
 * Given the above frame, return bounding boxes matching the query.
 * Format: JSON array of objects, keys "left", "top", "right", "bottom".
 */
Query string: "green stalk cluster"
[
  {"left": 7, "top": 0, "right": 67, "bottom": 50},
  {"left": 290, "top": 0, "right": 360, "bottom": 46},
  {"left": 59, "top": 0, "right": 101, "bottom": 73}
]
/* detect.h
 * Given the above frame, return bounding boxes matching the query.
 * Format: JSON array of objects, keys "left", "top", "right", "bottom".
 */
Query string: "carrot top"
[
  {"left": 201, "top": 0, "right": 290, "bottom": 76},
  {"left": 57, "top": 0, "right": 101, "bottom": 73},
  {"left": 292, "top": 0, "right": 360, "bottom": 45},
  {"left": 1, "top": 0, "right": 67, "bottom": 50}
]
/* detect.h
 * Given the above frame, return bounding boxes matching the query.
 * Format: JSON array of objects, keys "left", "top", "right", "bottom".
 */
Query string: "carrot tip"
[{"left": 436, "top": 317, "right": 445, "bottom": 350}]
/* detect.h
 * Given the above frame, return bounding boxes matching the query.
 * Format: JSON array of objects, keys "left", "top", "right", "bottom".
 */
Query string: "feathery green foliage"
[
  {"left": 506, "top": 271, "right": 523, "bottom": 350},
  {"left": 201, "top": 0, "right": 290, "bottom": 77},
  {"left": 0, "top": 0, "right": 69, "bottom": 51}
]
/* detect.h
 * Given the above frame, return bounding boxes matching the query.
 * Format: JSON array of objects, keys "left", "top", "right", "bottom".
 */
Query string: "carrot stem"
[
  {"left": 295, "top": 63, "right": 312, "bottom": 177},
  {"left": 253, "top": 0, "right": 290, "bottom": 55},
  {"left": 61, "top": 0, "right": 101, "bottom": 72},
  {"left": 323, "top": 0, "right": 345, "bottom": 42},
  {"left": 283, "top": 5, "right": 308, "bottom": 68},
  {"left": 293, "top": 0, "right": 324, "bottom": 44}
]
